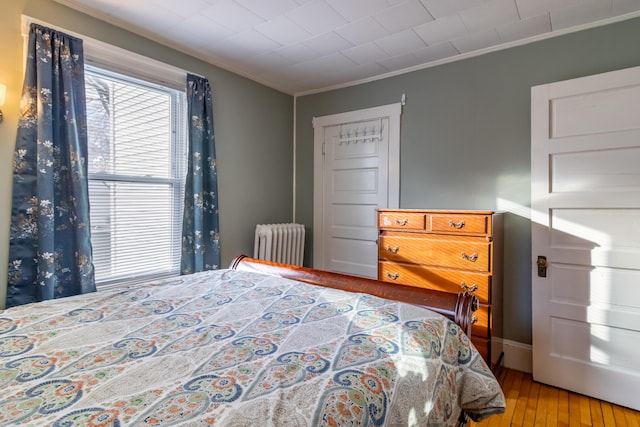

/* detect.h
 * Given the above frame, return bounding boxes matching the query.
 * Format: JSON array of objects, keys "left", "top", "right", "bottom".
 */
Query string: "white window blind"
[{"left": 85, "top": 66, "right": 187, "bottom": 287}]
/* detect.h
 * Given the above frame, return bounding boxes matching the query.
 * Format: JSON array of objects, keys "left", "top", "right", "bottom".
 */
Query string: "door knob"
[{"left": 537, "top": 256, "right": 548, "bottom": 277}]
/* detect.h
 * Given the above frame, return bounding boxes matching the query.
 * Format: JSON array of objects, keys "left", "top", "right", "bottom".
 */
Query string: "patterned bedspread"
[{"left": 0, "top": 269, "right": 505, "bottom": 426}]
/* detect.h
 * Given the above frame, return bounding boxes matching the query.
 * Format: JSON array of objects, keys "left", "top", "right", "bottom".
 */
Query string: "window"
[{"left": 85, "top": 65, "right": 186, "bottom": 287}]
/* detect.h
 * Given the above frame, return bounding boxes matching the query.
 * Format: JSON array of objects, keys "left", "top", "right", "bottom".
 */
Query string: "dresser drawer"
[
  {"left": 471, "top": 304, "right": 491, "bottom": 338},
  {"left": 378, "top": 262, "right": 491, "bottom": 303},
  {"left": 379, "top": 235, "right": 491, "bottom": 272},
  {"left": 429, "top": 213, "right": 490, "bottom": 235},
  {"left": 378, "top": 212, "right": 426, "bottom": 231}
]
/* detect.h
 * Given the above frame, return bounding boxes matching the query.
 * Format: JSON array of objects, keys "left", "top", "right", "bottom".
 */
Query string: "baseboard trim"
[{"left": 492, "top": 337, "right": 532, "bottom": 373}]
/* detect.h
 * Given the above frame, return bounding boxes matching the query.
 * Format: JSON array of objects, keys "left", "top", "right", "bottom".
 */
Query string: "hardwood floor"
[{"left": 471, "top": 368, "right": 640, "bottom": 426}]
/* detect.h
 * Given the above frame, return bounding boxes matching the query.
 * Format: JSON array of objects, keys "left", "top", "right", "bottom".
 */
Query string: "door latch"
[{"left": 536, "top": 256, "right": 548, "bottom": 277}]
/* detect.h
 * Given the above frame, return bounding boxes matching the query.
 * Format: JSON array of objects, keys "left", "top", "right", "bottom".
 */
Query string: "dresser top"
[{"left": 377, "top": 209, "right": 495, "bottom": 214}]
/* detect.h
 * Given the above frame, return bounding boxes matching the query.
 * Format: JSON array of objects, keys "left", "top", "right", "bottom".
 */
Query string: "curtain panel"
[
  {"left": 7, "top": 24, "right": 95, "bottom": 307},
  {"left": 181, "top": 74, "right": 221, "bottom": 274}
]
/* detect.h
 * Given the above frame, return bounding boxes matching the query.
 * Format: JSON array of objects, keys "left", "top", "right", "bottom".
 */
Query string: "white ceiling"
[{"left": 54, "top": 0, "right": 640, "bottom": 95}]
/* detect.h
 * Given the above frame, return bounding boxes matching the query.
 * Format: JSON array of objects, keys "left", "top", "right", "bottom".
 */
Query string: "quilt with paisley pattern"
[{"left": 0, "top": 268, "right": 505, "bottom": 426}]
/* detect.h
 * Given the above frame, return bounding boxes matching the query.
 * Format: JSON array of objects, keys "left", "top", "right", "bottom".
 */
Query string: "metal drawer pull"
[
  {"left": 386, "top": 272, "right": 399, "bottom": 280},
  {"left": 394, "top": 218, "right": 408, "bottom": 226},
  {"left": 385, "top": 245, "right": 399, "bottom": 253},
  {"left": 460, "top": 282, "right": 478, "bottom": 292},
  {"left": 472, "top": 315, "right": 478, "bottom": 324},
  {"left": 461, "top": 252, "right": 478, "bottom": 262},
  {"left": 449, "top": 219, "right": 465, "bottom": 229}
]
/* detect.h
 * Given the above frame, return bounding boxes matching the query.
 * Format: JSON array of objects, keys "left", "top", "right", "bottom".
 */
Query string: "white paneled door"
[
  {"left": 531, "top": 66, "right": 640, "bottom": 411},
  {"left": 313, "top": 104, "right": 401, "bottom": 278}
]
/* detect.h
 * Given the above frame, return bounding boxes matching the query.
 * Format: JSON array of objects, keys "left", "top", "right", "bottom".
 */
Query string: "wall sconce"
[{"left": 0, "top": 83, "right": 6, "bottom": 123}]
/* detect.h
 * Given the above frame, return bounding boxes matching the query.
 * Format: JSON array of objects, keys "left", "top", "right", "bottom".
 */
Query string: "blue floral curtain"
[
  {"left": 7, "top": 24, "right": 95, "bottom": 308},
  {"left": 181, "top": 74, "right": 221, "bottom": 274}
]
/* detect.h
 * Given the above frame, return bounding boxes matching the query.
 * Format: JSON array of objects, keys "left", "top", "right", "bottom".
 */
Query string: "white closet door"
[
  {"left": 313, "top": 104, "right": 401, "bottom": 278},
  {"left": 531, "top": 66, "right": 640, "bottom": 411}
]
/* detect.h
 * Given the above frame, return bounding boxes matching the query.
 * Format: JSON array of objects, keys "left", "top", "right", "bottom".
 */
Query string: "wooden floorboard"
[{"left": 471, "top": 368, "right": 640, "bottom": 426}]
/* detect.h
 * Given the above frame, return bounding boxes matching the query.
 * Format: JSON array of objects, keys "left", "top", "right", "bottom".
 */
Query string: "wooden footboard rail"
[{"left": 230, "top": 255, "right": 478, "bottom": 337}]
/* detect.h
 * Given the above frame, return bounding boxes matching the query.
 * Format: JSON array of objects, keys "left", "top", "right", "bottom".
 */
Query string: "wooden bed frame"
[{"left": 230, "top": 255, "right": 479, "bottom": 338}]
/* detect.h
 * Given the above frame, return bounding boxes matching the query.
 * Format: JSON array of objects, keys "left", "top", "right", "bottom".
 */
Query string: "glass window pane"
[{"left": 86, "top": 70, "right": 175, "bottom": 179}]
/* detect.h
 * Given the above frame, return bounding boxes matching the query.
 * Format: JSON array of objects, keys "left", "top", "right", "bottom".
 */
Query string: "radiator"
[{"left": 254, "top": 223, "right": 305, "bottom": 266}]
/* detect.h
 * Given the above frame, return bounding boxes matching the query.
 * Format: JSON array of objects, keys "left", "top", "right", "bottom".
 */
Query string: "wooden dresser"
[{"left": 377, "top": 209, "right": 502, "bottom": 364}]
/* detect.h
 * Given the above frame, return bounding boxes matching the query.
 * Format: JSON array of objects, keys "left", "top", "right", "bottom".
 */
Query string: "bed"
[{"left": 0, "top": 255, "right": 505, "bottom": 426}]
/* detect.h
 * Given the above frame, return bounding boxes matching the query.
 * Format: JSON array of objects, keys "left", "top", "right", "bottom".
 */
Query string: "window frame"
[{"left": 85, "top": 65, "right": 188, "bottom": 289}]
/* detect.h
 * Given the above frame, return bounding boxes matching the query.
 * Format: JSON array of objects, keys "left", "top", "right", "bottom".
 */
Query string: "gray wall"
[
  {"left": 0, "top": 0, "right": 293, "bottom": 307},
  {"left": 295, "top": 17, "right": 640, "bottom": 345}
]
